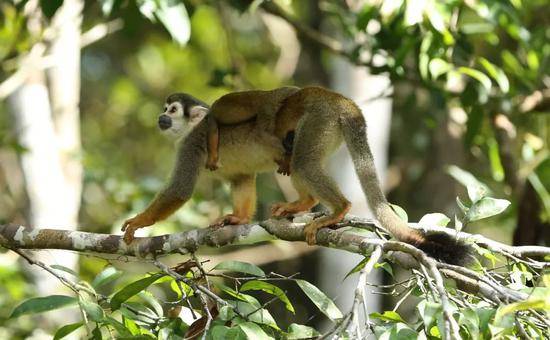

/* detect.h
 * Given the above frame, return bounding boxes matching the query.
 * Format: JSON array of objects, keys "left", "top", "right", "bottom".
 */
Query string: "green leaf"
[
  {"left": 466, "top": 197, "right": 510, "bottom": 222},
  {"left": 417, "top": 300, "right": 441, "bottom": 331},
  {"left": 456, "top": 196, "right": 469, "bottom": 214},
  {"left": 213, "top": 261, "right": 265, "bottom": 277},
  {"left": 215, "top": 282, "right": 261, "bottom": 308},
  {"left": 110, "top": 273, "right": 164, "bottom": 311},
  {"left": 219, "top": 305, "right": 235, "bottom": 321},
  {"left": 429, "top": 58, "right": 452, "bottom": 79},
  {"left": 104, "top": 316, "right": 133, "bottom": 337},
  {"left": 53, "top": 322, "right": 84, "bottom": 340},
  {"left": 495, "top": 298, "right": 550, "bottom": 324},
  {"left": 238, "top": 322, "right": 273, "bottom": 339},
  {"left": 446, "top": 165, "right": 490, "bottom": 202},
  {"left": 51, "top": 265, "right": 78, "bottom": 277},
  {"left": 241, "top": 280, "right": 295, "bottom": 314},
  {"left": 92, "top": 266, "right": 122, "bottom": 289},
  {"left": 418, "top": 213, "right": 450, "bottom": 227},
  {"left": 487, "top": 138, "right": 504, "bottom": 181},
  {"left": 344, "top": 257, "right": 369, "bottom": 280},
  {"left": 79, "top": 299, "right": 104, "bottom": 322},
  {"left": 155, "top": 2, "right": 191, "bottom": 46},
  {"left": 390, "top": 204, "right": 408, "bottom": 222},
  {"left": 479, "top": 58, "right": 509, "bottom": 93},
  {"left": 138, "top": 291, "right": 163, "bottom": 316},
  {"left": 374, "top": 262, "right": 394, "bottom": 277},
  {"left": 228, "top": 300, "right": 279, "bottom": 330},
  {"left": 370, "top": 311, "right": 406, "bottom": 323},
  {"left": 296, "top": 279, "right": 343, "bottom": 321},
  {"left": 457, "top": 67, "right": 492, "bottom": 91},
  {"left": 10, "top": 295, "right": 77, "bottom": 318},
  {"left": 286, "top": 323, "right": 320, "bottom": 339}
]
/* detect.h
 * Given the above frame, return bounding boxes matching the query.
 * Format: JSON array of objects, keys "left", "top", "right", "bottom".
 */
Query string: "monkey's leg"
[
  {"left": 211, "top": 174, "right": 257, "bottom": 227},
  {"left": 292, "top": 166, "right": 351, "bottom": 244},
  {"left": 290, "top": 122, "right": 351, "bottom": 244},
  {"left": 271, "top": 176, "right": 318, "bottom": 217},
  {"left": 206, "top": 116, "right": 219, "bottom": 170},
  {"left": 122, "top": 196, "right": 186, "bottom": 243}
]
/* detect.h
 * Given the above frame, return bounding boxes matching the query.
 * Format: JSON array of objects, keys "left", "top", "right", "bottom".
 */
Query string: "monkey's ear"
[{"left": 188, "top": 106, "right": 209, "bottom": 124}]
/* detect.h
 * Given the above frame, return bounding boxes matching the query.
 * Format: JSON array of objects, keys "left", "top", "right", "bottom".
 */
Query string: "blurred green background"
[{"left": 0, "top": 0, "right": 548, "bottom": 338}]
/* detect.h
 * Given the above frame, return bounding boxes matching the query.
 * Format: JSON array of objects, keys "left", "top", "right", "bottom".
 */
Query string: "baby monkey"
[{"left": 205, "top": 86, "right": 300, "bottom": 175}]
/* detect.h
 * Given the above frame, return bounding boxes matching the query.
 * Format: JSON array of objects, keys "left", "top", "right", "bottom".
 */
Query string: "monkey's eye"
[{"left": 169, "top": 107, "right": 177, "bottom": 113}]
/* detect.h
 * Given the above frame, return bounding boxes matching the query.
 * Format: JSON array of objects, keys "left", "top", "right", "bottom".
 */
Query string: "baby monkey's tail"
[{"left": 339, "top": 112, "right": 472, "bottom": 266}]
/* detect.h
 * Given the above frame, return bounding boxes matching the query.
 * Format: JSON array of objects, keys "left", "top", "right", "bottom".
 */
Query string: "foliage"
[{"left": 0, "top": 0, "right": 548, "bottom": 338}]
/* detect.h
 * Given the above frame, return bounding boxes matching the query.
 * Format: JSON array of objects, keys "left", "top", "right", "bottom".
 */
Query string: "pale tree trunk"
[
  {"left": 319, "top": 57, "right": 392, "bottom": 332},
  {"left": 8, "top": 0, "right": 83, "bottom": 330}
]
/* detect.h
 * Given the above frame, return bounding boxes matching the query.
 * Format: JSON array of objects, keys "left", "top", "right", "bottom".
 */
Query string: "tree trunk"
[{"left": 8, "top": 0, "right": 84, "bottom": 330}]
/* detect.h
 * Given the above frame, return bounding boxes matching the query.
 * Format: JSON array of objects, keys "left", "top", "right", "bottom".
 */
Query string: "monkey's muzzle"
[{"left": 158, "top": 115, "right": 172, "bottom": 130}]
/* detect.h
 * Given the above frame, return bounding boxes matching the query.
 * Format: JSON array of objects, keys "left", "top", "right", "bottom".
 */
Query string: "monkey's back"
[{"left": 210, "top": 87, "right": 299, "bottom": 125}]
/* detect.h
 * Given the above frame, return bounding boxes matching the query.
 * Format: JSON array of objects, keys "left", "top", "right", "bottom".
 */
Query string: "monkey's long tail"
[{"left": 339, "top": 113, "right": 472, "bottom": 266}]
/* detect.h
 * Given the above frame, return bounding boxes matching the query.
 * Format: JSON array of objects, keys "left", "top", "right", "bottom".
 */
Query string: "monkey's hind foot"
[
  {"left": 303, "top": 204, "right": 350, "bottom": 245},
  {"left": 271, "top": 197, "right": 318, "bottom": 218},
  {"left": 210, "top": 214, "right": 249, "bottom": 228}
]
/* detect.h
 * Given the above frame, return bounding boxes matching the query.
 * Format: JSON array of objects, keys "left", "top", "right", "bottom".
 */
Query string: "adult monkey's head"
[{"left": 158, "top": 93, "right": 209, "bottom": 138}]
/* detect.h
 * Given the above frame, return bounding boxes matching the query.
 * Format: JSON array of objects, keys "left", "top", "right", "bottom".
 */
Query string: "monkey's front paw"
[
  {"left": 121, "top": 214, "right": 154, "bottom": 244},
  {"left": 304, "top": 224, "right": 318, "bottom": 245}
]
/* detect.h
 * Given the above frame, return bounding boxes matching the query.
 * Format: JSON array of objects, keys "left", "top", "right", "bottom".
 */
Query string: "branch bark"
[{"left": 1, "top": 214, "right": 549, "bottom": 301}]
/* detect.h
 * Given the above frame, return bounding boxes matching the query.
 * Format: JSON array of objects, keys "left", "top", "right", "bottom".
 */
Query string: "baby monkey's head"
[{"left": 159, "top": 93, "right": 209, "bottom": 138}]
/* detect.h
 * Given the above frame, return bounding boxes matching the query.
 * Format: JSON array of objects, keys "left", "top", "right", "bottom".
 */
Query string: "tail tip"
[{"left": 416, "top": 233, "right": 474, "bottom": 266}]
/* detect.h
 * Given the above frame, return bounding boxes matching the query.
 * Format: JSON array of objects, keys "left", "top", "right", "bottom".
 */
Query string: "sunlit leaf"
[
  {"left": 447, "top": 165, "right": 490, "bottom": 203},
  {"left": 370, "top": 311, "right": 406, "bottom": 323},
  {"left": 238, "top": 322, "right": 273, "bottom": 339},
  {"left": 479, "top": 57, "right": 509, "bottom": 93},
  {"left": 228, "top": 300, "right": 279, "bottom": 329},
  {"left": 296, "top": 279, "right": 343, "bottom": 321},
  {"left": 53, "top": 322, "right": 84, "bottom": 340},
  {"left": 241, "top": 280, "right": 295, "bottom": 313},
  {"left": 390, "top": 204, "right": 408, "bottom": 222},
  {"left": 92, "top": 266, "right": 122, "bottom": 289},
  {"left": 286, "top": 323, "right": 320, "bottom": 339},
  {"left": 466, "top": 197, "right": 510, "bottom": 222},
  {"left": 429, "top": 58, "right": 452, "bottom": 79},
  {"left": 79, "top": 299, "right": 104, "bottom": 322},
  {"left": 155, "top": 2, "right": 191, "bottom": 46},
  {"left": 457, "top": 67, "right": 492, "bottom": 91},
  {"left": 10, "top": 295, "right": 77, "bottom": 318},
  {"left": 418, "top": 213, "right": 450, "bottom": 227},
  {"left": 212, "top": 260, "right": 265, "bottom": 277},
  {"left": 110, "top": 273, "right": 165, "bottom": 311},
  {"left": 51, "top": 265, "right": 78, "bottom": 277}
]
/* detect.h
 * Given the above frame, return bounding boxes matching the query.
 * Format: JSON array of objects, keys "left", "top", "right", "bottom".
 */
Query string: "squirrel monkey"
[{"left": 122, "top": 87, "right": 470, "bottom": 265}]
